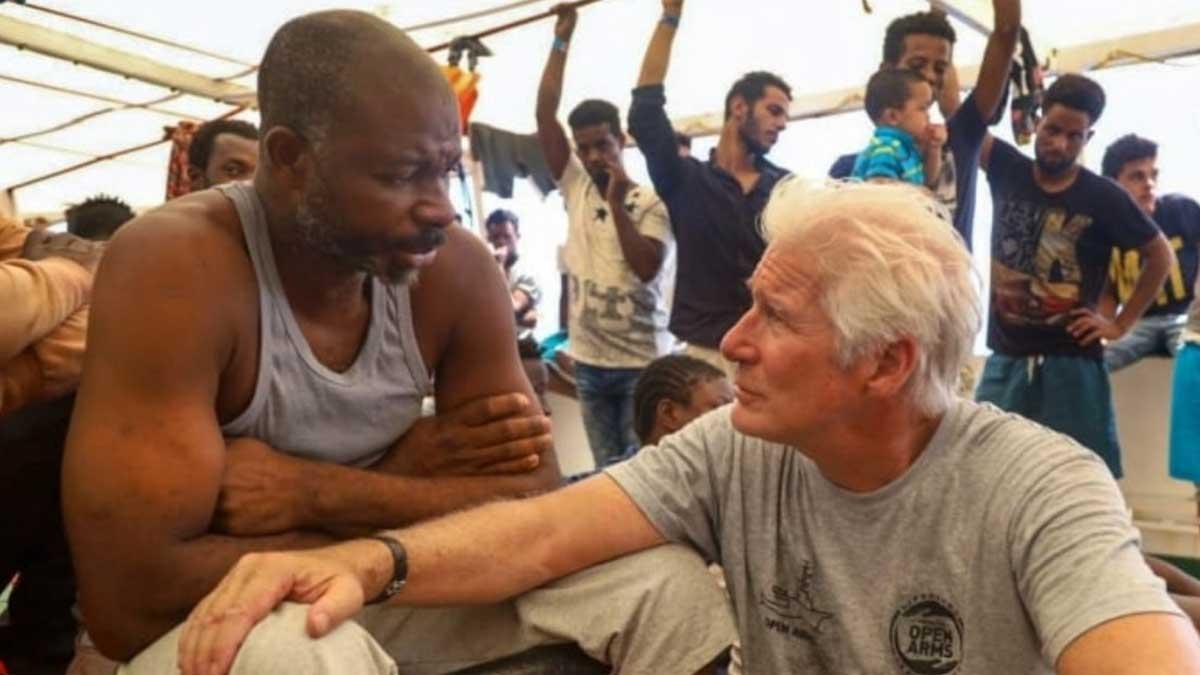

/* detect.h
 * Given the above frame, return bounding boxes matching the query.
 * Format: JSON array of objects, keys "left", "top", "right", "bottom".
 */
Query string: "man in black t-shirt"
[
  {"left": 828, "top": 4, "right": 1020, "bottom": 248},
  {"left": 1099, "top": 133, "right": 1200, "bottom": 371},
  {"left": 976, "top": 75, "right": 1173, "bottom": 477}
]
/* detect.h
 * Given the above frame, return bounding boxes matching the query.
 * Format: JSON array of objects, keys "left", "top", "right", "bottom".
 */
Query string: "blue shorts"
[
  {"left": 1169, "top": 343, "right": 1200, "bottom": 483},
  {"left": 976, "top": 353, "right": 1122, "bottom": 477}
]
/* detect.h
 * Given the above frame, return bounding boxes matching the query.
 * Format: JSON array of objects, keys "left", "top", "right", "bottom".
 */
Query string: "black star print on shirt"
[{"left": 593, "top": 206, "right": 607, "bottom": 221}]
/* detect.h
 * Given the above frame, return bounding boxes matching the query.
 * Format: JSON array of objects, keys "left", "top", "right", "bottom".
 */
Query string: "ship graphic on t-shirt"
[{"left": 759, "top": 561, "right": 834, "bottom": 636}]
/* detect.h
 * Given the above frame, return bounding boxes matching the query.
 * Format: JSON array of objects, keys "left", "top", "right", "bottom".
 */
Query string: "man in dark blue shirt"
[
  {"left": 976, "top": 75, "right": 1173, "bottom": 477},
  {"left": 829, "top": 3, "right": 1020, "bottom": 249},
  {"left": 627, "top": 0, "right": 790, "bottom": 373},
  {"left": 1099, "top": 133, "right": 1200, "bottom": 371}
]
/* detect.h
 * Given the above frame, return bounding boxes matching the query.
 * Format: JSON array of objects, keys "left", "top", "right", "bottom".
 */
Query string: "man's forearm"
[
  {"left": 636, "top": 12, "right": 679, "bottom": 86},
  {"left": 536, "top": 46, "right": 566, "bottom": 128},
  {"left": 85, "top": 530, "right": 332, "bottom": 660},
  {"left": 994, "top": 0, "right": 1021, "bottom": 34},
  {"left": 972, "top": 0, "right": 1020, "bottom": 121},
  {"left": 305, "top": 458, "right": 561, "bottom": 534},
  {"left": 609, "top": 196, "right": 662, "bottom": 283},
  {"left": 1116, "top": 236, "right": 1173, "bottom": 331}
]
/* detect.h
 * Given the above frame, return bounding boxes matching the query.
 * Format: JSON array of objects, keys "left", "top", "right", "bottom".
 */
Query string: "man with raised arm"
[
  {"left": 535, "top": 5, "right": 676, "bottom": 466},
  {"left": 183, "top": 180, "right": 1200, "bottom": 675},
  {"left": 63, "top": 10, "right": 732, "bottom": 673},
  {"left": 627, "top": 0, "right": 791, "bottom": 374},
  {"left": 829, "top": 1, "right": 1020, "bottom": 249}
]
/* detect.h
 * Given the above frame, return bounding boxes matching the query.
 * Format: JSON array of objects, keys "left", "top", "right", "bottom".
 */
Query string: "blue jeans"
[
  {"left": 1104, "top": 313, "right": 1187, "bottom": 372},
  {"left": 574, "top": 362, "right": 641, "bottom": 468}
]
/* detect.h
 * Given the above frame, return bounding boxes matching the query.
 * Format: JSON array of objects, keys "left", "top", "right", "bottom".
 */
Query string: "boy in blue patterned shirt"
[{"left": 852, "top": 68, "right": 946, "bottom": 188}]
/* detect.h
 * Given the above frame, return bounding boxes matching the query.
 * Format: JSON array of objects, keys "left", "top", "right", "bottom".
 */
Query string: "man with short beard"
[
  {"left": 628, "top": 0, "right": 790, "bottom": 374},
  {"left": 976, "top": 74, "right": 1173, "bottom": 478},
  {"left": 537, "top": 6, "right": 675, "bottom": 467},
  {"left": 62, "top": 10, "right": 733, "bottom": 673}
]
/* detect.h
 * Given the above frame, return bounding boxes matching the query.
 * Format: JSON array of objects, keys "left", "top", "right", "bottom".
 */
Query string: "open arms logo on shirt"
[{"left": 890, "top": 594, "right": 964, "bottom": 675}]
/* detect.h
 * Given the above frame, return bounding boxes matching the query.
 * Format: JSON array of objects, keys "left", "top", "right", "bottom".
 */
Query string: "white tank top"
[{"left": 217, "top": 182, "right": 432, "bottom": 466}]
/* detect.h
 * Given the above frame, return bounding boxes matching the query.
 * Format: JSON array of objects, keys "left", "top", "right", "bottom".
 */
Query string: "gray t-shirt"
[{"left": 606, "top": 400, "right": 1179, "bottom": 674}]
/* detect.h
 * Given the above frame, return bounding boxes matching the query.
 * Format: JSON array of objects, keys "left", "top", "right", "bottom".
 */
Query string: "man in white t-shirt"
[{"left": 534, "top": 6, "right": 675, "bottom": 466}]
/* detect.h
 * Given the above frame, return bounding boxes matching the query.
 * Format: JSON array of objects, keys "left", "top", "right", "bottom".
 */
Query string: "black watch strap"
[{"left": 366, "top": 535, "right": 408, "bottom": 604}]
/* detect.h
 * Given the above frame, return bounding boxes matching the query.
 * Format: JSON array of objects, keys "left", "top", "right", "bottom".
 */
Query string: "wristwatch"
[{"left": 366, "top": 535, "right": 408, "bottom": 604}]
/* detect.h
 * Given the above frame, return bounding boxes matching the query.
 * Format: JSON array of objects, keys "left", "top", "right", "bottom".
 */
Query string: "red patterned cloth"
[{"left": 164, "top": 121, "right": 198, "bottom": 200}]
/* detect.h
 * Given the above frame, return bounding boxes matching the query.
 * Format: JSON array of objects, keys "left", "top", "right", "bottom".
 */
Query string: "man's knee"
[
  {"left": 123, "top": 603, "right": 395, "bottom": 675},
  {"left": 229, "top": 603, "right": 396, "bottom": 675},
  {"left": 526, "top": 544, "right": 732, "bottom": 629}
]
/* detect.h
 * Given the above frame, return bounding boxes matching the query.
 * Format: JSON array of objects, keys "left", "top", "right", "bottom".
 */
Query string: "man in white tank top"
[{"left": 62, "top": 9, "right": 733, "bottom": 675}]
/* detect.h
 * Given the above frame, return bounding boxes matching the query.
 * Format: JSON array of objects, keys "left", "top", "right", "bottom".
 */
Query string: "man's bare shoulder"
[
  {"left": 409, "top": 225, "right": 508, "bottom": 362},
  {"left": 100, "top": 189, "right": 252, "bottom": 294},
  {"left": 411, "top": 226, "right": 501, "bottom": 310}
]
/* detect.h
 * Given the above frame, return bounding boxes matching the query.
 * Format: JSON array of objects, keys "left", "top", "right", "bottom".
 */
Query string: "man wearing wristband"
[
  {"left": 628, "top": 0, "right": 790, "bottom": 375},
  {"left": 536, "top": 5, "right": 677, "bottom": 467}
]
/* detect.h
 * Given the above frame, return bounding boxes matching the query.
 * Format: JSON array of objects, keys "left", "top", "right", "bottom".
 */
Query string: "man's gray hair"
[{"left": 760, "top": 178, "right": 981, "bottom": 416}]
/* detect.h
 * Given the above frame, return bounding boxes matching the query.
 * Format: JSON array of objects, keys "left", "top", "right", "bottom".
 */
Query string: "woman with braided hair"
[{"left": 633, "top": 354, "right": 733, "bottom": 447}]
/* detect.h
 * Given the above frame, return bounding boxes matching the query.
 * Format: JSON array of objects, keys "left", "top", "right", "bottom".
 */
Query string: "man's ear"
[
  {"left": 656, "top": 399, "right": 683, "bottom": 433},
  {"left": 864, "top": 337, "right": 920, "bottom": 400},
  {"left": 729, "top": 95, "right": 749, "bottom": 123},
  {"left": 263, "top": 126, "right": 312, "bottom": 189},
  {"left": 880, "top": 108, "right": 902, "bottom": 127},
  {"left": 185, "top": 165, "right": 206, "bottom": 190}
]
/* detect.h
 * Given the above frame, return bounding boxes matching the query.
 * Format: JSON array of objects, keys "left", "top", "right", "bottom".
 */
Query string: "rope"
[
  {"left": 0, "top": 72, "right": 192, "bottom": 117},
  {"left": 6, "top": 105, "right": 246, "bottom": 192},
  {"left": 3, "top": 0, "right": 607, "bottom": 193},
  {"left": 0, "top": 64, "right": 256, "bottom": 147},
  {"left": 425, "top": 0, "right": 603, "bottom": 52},
  {"left": 401, "top": 0, "right": 547, "bottom": 32},
  {"left": 18, "top": 2, "right": 255, "bottom": 67}
]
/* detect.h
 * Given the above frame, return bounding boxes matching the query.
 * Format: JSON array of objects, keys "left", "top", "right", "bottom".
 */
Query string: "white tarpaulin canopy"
[{"left": 1, "top": 0, "right": 1198, "bottom": 217}]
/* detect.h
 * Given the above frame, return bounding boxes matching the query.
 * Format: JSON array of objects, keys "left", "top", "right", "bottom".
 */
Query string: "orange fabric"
[
  {"left": 165, "top": 121, "right": 199, "bottom": 200},
  {"left": 0, "top": 216, "right": 91, "bottom": 415},
  {"left": 441, "top": 65, "right": 482, "bottom": 133}
]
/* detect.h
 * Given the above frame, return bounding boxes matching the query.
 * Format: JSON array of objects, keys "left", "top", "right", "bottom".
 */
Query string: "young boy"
[{"left": 852, "top": 68, "right": 947, "bottom": 188}]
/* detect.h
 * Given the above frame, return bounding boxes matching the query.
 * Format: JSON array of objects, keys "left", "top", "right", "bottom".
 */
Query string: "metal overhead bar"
[{"left": 0, "top": 13, "right": 256, "bottom": 108}]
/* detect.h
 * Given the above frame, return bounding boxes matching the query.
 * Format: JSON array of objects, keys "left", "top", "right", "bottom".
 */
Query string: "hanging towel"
[
  {"left": 164, "top": 121, "right": 198, "bottom": 200},
  {"left": 468, "top": 122, "right": 557, "bottom": 199}
]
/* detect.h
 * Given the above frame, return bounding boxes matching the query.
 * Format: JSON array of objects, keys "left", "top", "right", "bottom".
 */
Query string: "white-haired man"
[{"left": 177, "top": 181, "right": 1200, "bottom": 675}]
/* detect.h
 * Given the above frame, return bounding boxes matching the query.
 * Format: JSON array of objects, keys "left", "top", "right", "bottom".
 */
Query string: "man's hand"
[
  {"left": 178, "top": 542, "right": 380, "bottom": 675},
  {"left": 212, "top": 438, "right": 313, "bottom": 536},
  {"left": 1067, "top": 307, "right": 1127, "bottom": 347},
  {"left": 603, "top": 158, "right": 633, "bottom": 206},
  {"left": 663, "top": 0, "right": 683, "bottom": 14},
  {"left": 20, "top": 229, "right": 105, "bottom": 274},
  {"left": 552, "top": 3, "right": 577, "bottom": 40},
  {"left": 376, "top": 393, "right": 552, "bottom": 477}
]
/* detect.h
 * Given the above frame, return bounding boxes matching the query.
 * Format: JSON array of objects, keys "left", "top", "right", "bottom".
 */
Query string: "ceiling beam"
[{"left": 0, "top": 13, "right": 256, "bottom": 108}]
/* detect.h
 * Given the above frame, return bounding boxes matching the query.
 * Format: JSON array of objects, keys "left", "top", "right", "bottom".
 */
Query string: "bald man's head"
[
  {"left": 253, "top": 10, "right": 461, "bottom": 285},
  {"left": 257, "top": 10, "right": 454, "bottom": 147}
]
